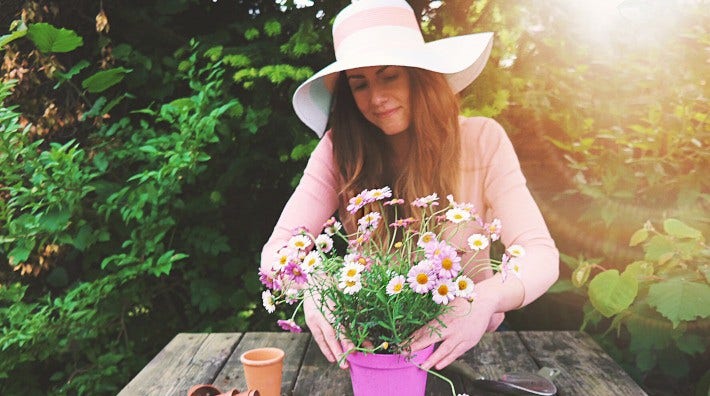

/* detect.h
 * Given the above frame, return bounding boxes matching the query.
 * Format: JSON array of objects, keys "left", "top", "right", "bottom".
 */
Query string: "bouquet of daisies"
[{"left": 260, "top": 187, "right": 524, "bottom": 354}]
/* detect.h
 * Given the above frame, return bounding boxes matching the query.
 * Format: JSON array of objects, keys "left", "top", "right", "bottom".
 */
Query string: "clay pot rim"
[{"left": 240, "top": 347, "right": 285, "bottom": 366}]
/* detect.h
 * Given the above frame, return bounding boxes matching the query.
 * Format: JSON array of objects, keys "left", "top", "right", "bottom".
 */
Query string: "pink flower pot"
[{"left": 346, "top": 345, "right": 435, "bottom": 396}]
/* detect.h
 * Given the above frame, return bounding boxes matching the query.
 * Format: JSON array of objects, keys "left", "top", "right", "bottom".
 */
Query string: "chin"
[{"left": 378, "top": 124, "right": 409, "bottom": 136}]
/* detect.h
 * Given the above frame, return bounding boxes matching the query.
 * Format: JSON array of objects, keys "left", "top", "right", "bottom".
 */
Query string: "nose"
[{"left": 369, "top": 83, "right": 388, "bottom": 106}]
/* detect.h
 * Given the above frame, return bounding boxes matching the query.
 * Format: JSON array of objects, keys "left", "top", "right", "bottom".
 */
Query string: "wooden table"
[{"left": 119, "top": 331, "right": 647, "bottom": 396}]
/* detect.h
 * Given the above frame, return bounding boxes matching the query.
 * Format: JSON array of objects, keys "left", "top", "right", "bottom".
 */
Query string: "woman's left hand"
[{"left": 408, "top": 296, "right": 499, "bottom": 371}]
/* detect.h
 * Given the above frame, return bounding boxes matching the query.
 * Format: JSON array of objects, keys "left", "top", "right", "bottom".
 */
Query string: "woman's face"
[{"left": 345, "top": 66, "right": 411, "bottom": 135}]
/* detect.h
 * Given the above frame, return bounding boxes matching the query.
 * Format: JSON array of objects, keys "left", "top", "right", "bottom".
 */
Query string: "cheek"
[{"left": 351, "top": 92, "right": 369, "bottom": 115}]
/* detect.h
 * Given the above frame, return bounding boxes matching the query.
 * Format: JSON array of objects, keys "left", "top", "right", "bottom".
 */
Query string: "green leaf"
[
  {"left": 674, "top": 333, "right": 706, "bottom": 355},
  {"left": 53, "top": 60, "right": 90, "bottom": 88},
  {"left": 26, "top": 23, "right": 83, "bottom": 53},
  {"left": 629, "top": 228, "right": 649, "bottom": 247},
  {"left": 93, "top": 152, "right": 109, "bottom": 172},
  {"left": 635, "top": 349, "right": 657, "bottom": 371},
  {"left": 72, "top": 224, "right": 94, "bottom": 251},
  {"left": 644, "top": 235, "right": 675, "bottom": 263},
  {"left": 588, "top": 270, "right": 638, "bottom": 317},
  {"left": 572, "top": 263, "right": 591, "bottom": 287},
  {"left": 0, "top": 29, "right": 28, "bottom": 48},
  {"left": 40, "top": 208, "right": 72, "bottom": 232},
  {"left": 81, "top": 67, "right": 132, "bottom": 93},
  {"left": 647, "top": 280, "right": 710, "bottom": 327},
  {"left": 663, "top": 218, "right": 702, "bottom": 240},
  {"left": 8, "top": 239, "right": 35, "bottom": 263},
  {"left": 622, "top": 261, "right": 654, "bottom": 280},
  {"left": 81, "top": 96, "right": 108, "bottom": 120},
  {"left": 244, "top": 28, "right": 259, "bottom": 40},
  {"left": 626, "top": 315, "right": 672, "bottom": 352},
  {"left": 264, "top": 20, "right": 282, "bottom": 37}
]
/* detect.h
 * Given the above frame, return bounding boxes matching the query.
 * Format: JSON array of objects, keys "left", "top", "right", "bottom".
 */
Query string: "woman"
[{"left": 261, "top": 0, "right": 559, "bottom": 372}]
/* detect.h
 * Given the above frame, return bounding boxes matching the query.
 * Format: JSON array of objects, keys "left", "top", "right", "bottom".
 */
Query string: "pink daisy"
[
  {"left": 277, "top": 319, "right": 302, "bottom": 333},
  {"left": 407, "top": 261, "right": 435, "bottom": 294}
]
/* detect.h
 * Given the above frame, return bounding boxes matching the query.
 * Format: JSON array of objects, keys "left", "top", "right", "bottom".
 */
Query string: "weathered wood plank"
[
  {"left": 518, "top": 331, "right": 647, "bottom": 396},
  {"left": 118, "top": 333, "right": 241, "bottom": 396},
  {"left": 455, "top": 331, "right": 541, "bottom": 395},
  {"left": 213, "top": 331, "right": 310, "bottom": 395},
  {"left": 292, "top": 336, "right": 352, "bottom": 396}
]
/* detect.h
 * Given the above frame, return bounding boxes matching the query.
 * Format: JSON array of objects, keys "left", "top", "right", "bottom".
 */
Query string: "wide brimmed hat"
[{"left": 292, "top": 0, "right": 494, "bottom": 137}]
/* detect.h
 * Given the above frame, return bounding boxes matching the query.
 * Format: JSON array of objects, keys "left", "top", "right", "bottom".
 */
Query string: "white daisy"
[
  {"left": 432, "top": 279, "right": 456, "bottom": 305},
  {"left": 417, "top": 231, "right": 438, "bottom": 248},
  {"left": 386, "top": 275, "right": 406, "bottom": 296},
  {"left": 288, "top": 235, "right": 312, "bottom": 251},
  {"left": 339, "top": 278, "right": 362, "bottom": 294},
  {"left": 454, "top": 275, "right": 475, "bottom": 299},
  {"left": 314, "top": 234, "right": 333, "bottom": 253},
  {"left": 467, "top": 234, "right": 489, "bottom": 251},
  {"left": 507, "top": 244, "right": 526, "bottom": 258},
  {"left": 446, "top": 208, "right": 471, "bottom": 224},
  {"left": 301, "top": 251, "right": 321, "bottom": 273},
  {"left": 262, "top": 290, "right": 276, "bottom": 313},
  {"left": 340, "top": 262, "right": 365, "bottom": 280}
]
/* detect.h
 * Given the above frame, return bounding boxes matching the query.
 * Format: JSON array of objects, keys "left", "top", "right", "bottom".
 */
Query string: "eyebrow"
[{"left": 346, "top": 66, "right": 391, "bottom": 80}]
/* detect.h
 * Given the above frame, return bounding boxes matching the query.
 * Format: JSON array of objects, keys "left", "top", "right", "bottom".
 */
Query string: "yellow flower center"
[
  {"left": 393, "top": 283, "right": 403, "bottom": 292},
  {"left": 422, "top": 235, "right": 432, "bottom": 243},
  {"left": 346, "top": 280, "right": 357, "bottom": 287},
  {"left": 441, "top": 258, "right": 453, "bottom": 270},
  {"left": 416, "top": 273, "right": 429, "bottom": 284},
  {"left": 394, "top": 242, "right": 403, "bottom": 249},
  {"left": 437, "top": 284, "right": 449, "bottom": 296},
  {"left": 358, "top": 257, "right": 367, "bottom": 265},
  {"left": 458, "top": 280, "right": 468, "bottom": 290},
  {"left": 346, "top": 269, "right": 358, "bottom": 277}
]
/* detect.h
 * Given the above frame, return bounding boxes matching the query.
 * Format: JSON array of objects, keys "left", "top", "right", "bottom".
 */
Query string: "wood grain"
[
  {"left": 213, "top": 331, "right": 310, "bottom": 395},
  {"left": 292, "top": 336, "right": 353, "bottom": 395},
  {"left": 118, "top": 332, "right": 241, "bottom": 396},
  {"left": 117, "top": 331, "right": 650, "bottom": 396},
  {"left": 519, "top": 331, "right": 648, "bottom": 396}
]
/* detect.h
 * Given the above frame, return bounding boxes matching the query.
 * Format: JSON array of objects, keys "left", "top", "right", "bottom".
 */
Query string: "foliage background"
[{"left": 0, "top": 0, "right": 707, "bottom": 395}]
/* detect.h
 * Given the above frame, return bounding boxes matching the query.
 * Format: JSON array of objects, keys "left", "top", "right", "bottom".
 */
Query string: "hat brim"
[{"left": 293, "top": 32, "right": 494, "bottom": 136}]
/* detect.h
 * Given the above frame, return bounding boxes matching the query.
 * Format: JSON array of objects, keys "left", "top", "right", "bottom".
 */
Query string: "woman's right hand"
[{"left": 304, "top": 294, "right": 351, "bottom": 369}]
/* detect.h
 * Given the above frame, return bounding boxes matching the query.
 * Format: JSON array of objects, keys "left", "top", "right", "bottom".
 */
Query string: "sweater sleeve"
[
  {"left": 474, "top": 118, "right": 560, "bottom": 307},
  {"left": 260, "top": 131, "right": 340, "bottom": 272}
]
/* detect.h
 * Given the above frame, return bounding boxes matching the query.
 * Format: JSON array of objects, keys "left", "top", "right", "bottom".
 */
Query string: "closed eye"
[{"left": 350, "top": 82, "right": 367, "bottom": 91}]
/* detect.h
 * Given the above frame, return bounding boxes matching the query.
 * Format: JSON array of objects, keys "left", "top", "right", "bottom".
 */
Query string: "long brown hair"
[{"left": 330, "top": 67, "right": 461, "bottom": 231}]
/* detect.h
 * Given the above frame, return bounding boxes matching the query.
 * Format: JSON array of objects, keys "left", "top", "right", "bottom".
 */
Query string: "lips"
[{"left": 374, "top": 107, "right": 399, "bottom": 118}]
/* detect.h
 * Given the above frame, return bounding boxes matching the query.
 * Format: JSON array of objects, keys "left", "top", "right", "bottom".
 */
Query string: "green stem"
[{"left": 414, "top": 362, "right": 458, "bottom": 396}]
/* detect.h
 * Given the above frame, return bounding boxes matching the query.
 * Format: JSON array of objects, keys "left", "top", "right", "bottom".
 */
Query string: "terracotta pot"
[
  {"left": 240, "top": 347, "right": 284, "bottom": 396},
  {"left": 346, "top": 345, "right": 435, "bottom": 396}
]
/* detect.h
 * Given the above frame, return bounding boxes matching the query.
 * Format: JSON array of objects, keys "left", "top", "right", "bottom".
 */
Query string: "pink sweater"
[{"left": 261, "top": 116, "right": 559, "bottom": 307}]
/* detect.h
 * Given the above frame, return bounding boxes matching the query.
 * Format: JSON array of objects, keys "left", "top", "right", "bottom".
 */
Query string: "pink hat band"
[{"left": 333, "top": 5, "right": 423, "bottom": 59}]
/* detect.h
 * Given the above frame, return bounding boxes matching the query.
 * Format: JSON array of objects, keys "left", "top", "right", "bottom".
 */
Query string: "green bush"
[{"left": 0, "top": 1, "right": 344, "bottom": 392}]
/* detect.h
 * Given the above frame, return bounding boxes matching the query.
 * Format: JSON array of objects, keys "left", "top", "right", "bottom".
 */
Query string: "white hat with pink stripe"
[{"left": 292, "top": 0, "right": 494, "bottom": 136}]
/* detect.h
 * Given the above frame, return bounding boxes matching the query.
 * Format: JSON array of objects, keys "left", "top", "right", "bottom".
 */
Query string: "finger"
[
  {"left": 320, "top": 324, "right": 347, "bottom": 367},
  {"left": 420, "top": 339, "right": 463, "bottom": 371},
  {"left": 433, "top": 343, "right": 467, "bottom": 370},
  {"left": 339, "top": 338, "right": 355, "bottom": 369},
  {"left": 408, "top": 326, "right": 442, "bottom": 353},
  {"left": 311, "top": 327, "right": 336, "bottom": 363}
]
